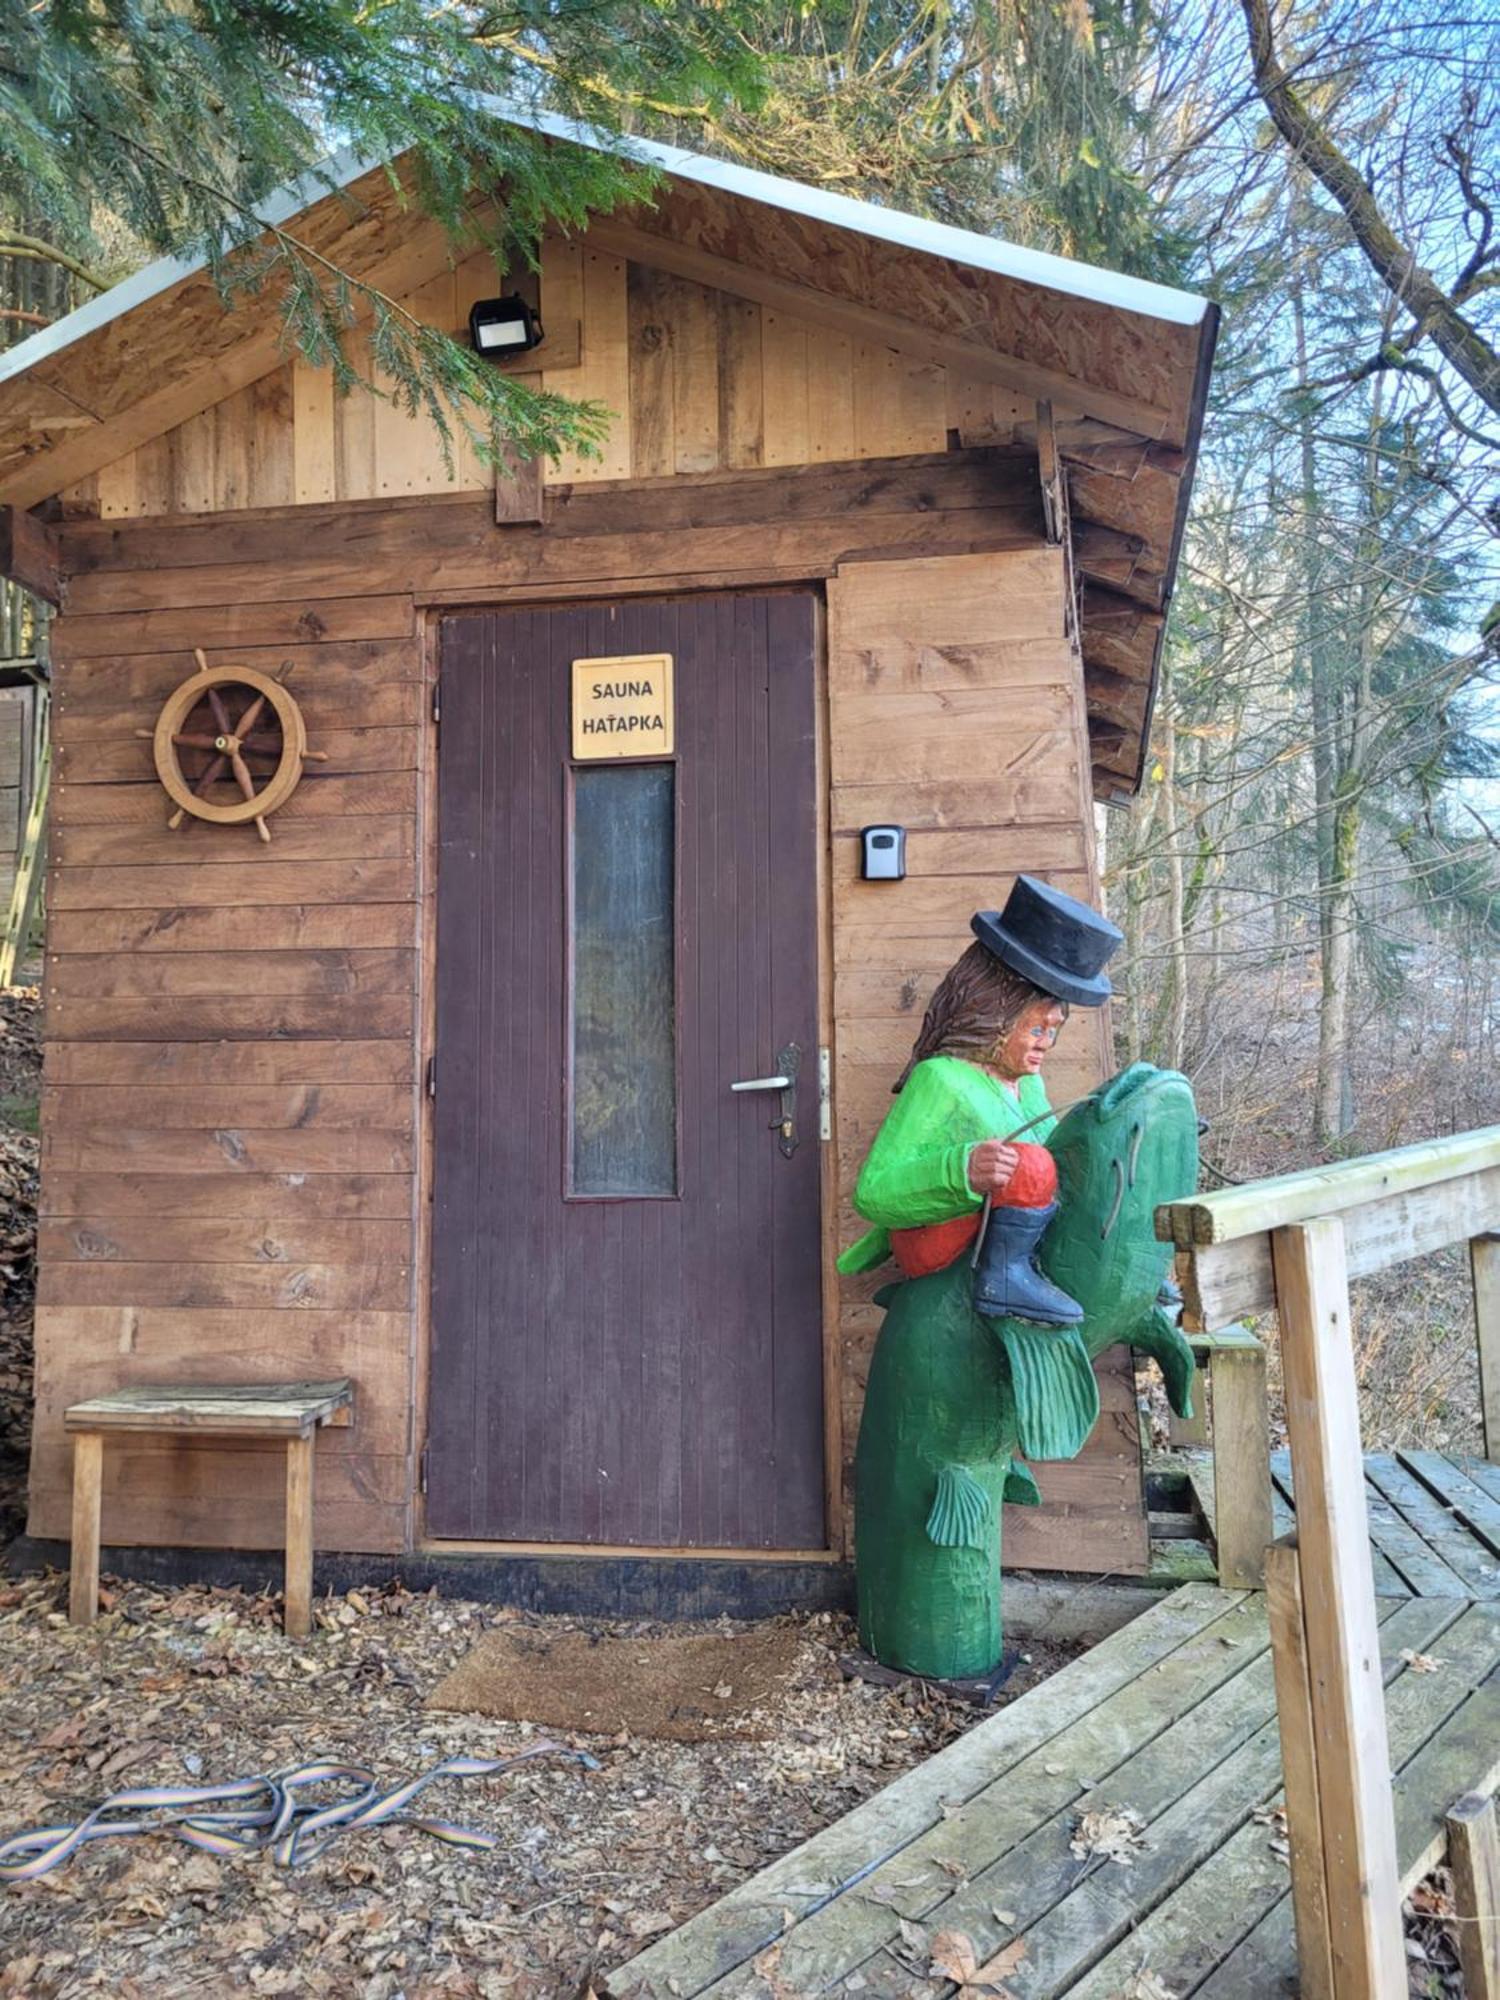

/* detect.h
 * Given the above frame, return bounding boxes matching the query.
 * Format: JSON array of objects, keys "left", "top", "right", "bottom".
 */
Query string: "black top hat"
[{"left": 971, "top": 876, "right": 1122, "bottom": 1008}]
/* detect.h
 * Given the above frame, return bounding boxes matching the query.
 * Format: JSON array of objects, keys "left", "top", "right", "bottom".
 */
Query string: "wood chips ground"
[{"left": 0, "top": 1568, "right": 1072, "bottom": 1998}]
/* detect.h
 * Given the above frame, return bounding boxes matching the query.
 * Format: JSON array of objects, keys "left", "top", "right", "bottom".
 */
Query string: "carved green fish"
[{"left": 853, "top": 1062, "right": 1199, "bottom": 1679}]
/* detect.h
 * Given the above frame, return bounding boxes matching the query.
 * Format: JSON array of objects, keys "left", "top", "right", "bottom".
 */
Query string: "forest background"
[{"left": 1, "top": 0, "right": 1497, "bottom": 1452}]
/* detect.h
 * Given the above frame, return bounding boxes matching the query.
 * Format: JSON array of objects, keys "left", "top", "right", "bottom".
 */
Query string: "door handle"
[{"left": 729, "top": 1043, "right": 801, "bottom": 1158}]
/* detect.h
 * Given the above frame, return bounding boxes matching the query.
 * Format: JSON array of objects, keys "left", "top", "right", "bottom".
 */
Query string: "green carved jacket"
[{"left": 836, "top": 1056, "right": 1056, "bottom": 1275}]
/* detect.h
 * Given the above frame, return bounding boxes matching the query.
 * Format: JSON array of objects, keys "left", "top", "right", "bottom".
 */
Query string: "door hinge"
[
  {"left": 419, "top": 1443, "right": 430, "bottom": 1494},
  {"left": 426, "top": 1055, "right": 436, "bottom": 1100},
  {"left": 819, "top": 1045, "right": 832, "bottom": 1142},
  {"left": 431, "top": 679, "right": 441, "bottom": 724}
]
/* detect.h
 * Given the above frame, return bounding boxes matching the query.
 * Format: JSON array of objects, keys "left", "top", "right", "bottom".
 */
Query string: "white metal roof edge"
[
  {"left": 507, "top": 102, "right": 1210, "bottom": 330},
  {"left": 0, "top": 94, "right": 1208, "bottom": 394}
]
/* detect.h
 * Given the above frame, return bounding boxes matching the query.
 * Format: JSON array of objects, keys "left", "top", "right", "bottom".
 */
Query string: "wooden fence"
[{"left": 1160, "top": 1126, "right": 1500, "bottom": 2000}]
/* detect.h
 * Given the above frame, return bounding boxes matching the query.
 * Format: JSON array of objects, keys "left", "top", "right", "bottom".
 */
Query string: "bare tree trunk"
[
  {"left": 1313, "top": 369, "right": 1385, "bottom": 1147},
  {"left": 1163, "top": 706, "right": 1189, "bottom": 1070},
  {"left": 1315, "top": 785, "right": 1360, "bottom": 1145}
]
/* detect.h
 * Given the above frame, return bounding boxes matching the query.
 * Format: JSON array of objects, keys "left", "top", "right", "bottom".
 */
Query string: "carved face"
[{"left": 992, "top": 996, "right": 1067, "bottom": 1083}]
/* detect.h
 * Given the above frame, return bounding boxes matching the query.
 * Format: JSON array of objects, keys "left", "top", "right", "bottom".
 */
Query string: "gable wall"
[{"left": 62, "top": 240, "right": 1029, "bottom": 519}]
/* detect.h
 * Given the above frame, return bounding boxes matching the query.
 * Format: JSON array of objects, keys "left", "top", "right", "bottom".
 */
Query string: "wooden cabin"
[{"left": 0, "top": 115, "right": 1217, "bottom": 1609}]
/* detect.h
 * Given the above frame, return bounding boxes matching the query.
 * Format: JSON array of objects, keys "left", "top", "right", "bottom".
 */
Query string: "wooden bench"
[{"left": 64, "top": 1380, "right": 354, "bottom": 1637}]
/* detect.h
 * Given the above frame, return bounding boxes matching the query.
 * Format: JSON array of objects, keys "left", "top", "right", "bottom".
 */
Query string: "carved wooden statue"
[{"left": 839, "top": 876, "right": 1199, "bottom": 1679}]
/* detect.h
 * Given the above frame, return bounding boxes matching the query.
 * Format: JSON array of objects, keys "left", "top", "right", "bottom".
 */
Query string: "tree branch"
[
  {"left": 0, "top": 234, "right": 108, "bottom": 291},
  {"left": 1238, "top": 0, "right": 1500, "bottom": 418}
]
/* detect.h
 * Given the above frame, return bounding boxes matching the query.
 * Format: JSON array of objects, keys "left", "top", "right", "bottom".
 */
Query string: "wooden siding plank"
[
  {"left": 42, "top": 1084, "right": 413, "bottom": 1128},
  {"left": 53, "top": 815, "right": 417, "bottom": 869},
  {"left": 61, "top": 692, "right": 424, "bottom": 759},
  {"left": 42, "top": 1127, "right": 413, "bottom": 1173},
  {"left": 292, "top": 356, "right": 337, "bottom": 505},
  {"left": 52, "top": 770, "right": 416, "bottom": 829},
  {"left": 39, "top": 1260, "right": 412, "bottom": 1311},
  {"left": 43, "top": 1039, "right": 415, "bottom": 1085},
  {"left": 58, "top": 505, "right": 1038, "bottom": 615},
  {"left": 550, "top": 248, "right": 630, "bottom": 482},
  {"left": 57, "top": 452, "right": 1032, "bottom": 575},
  {"left": 668, "top": 273, "right": 720, "bottom": 475},
  {"left": 626, "top": 261, "right": 677, "bottom": 479},
  {"left": 45, "top": 947, "right": 415, "bottom": 999},
  {"left": 717, "top": 296, "right": 763, "bottom": 469},
  {"left": 52, "top": 593, "right": 415, "bottom": 661},
  {"left": 41, "top": 1169, "right": 416, "bottom": 1214},
  {"left": 44, "top": 995, "right": 413, "bottom": 1042},
  {"left": 170, "top": 405, "right": 218, "bottom": 515},
  {"left": 54, "top": 636, "right": 420, "bottom": 703},
  {"left": 47, "top": 904, "right": 417, "bottom": 954},
  {"left": 41, "top": 1215, "right": 411, "bottom": 1267},
  {"left": 758, "top": 310, "right": 808, "bottom": 465},
  {"left": 49, "top": 857, "right": 415, "bottom": 910}
]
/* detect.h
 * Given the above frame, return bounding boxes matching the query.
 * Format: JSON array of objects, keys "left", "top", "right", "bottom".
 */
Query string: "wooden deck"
[
  {"left": 1176, "top": 1447, "right": 1500, "bottom": 1599},
  {"left": 613, "top": 1456, "right": 1500, "bottom": 2000},
  {"left": 1274, "top": 1448, "right": 1499, "bottom": 1599}
]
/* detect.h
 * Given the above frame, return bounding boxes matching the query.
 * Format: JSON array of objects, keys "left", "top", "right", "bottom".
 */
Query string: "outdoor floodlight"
[{"left": 468, "top": 295, "right": 544, "bottom": 358}]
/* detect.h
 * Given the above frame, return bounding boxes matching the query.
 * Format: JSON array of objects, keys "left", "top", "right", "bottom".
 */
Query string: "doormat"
[{"left": 426, "top": 1623, "right": 807, "bottom": 1742}]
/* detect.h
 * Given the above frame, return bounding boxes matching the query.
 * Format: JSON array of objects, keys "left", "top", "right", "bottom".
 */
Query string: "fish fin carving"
[
  {"left": 1133, "top": 1303, "right": 1197, "bottom": 1419},
  {"left": 925, "top": 1464, "right": 992, "bottom": 1550},
  {"left": 1004, "top": 1459, "right": 1043, "bottom": 1508},
  {"left": 999, "top": 1321, "right": 1101, "bottom": 1459}
]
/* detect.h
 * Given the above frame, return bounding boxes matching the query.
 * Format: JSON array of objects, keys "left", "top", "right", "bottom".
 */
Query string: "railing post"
[
  {"left": 1266, "top": 1532, "right": 1334, "bottom": 1999},
  {"left": 1271, "top": 1214, "right": 1404, "bottom": 2000},
  {"left": 1471, "top": 1232, "right": 1500, "bottom": 1463},
  {"left": 1209, "top": 1334, "right": 1273, "bottom": 1589}
]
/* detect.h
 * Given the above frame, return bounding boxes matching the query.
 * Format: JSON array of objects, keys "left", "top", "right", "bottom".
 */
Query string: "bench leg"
[
  {"left": 1448, "top": 1791, "right": 1500, "bottom": 2000},
  {"left": 284, "top": 1434, "right": 315, "bottom": 1639},
  {"left": 1211, "top": 1343, "right": 1274, "bottom": 1589},
  {"left": 69, "top": 1432, "right": 103, "bottom": 1626}
]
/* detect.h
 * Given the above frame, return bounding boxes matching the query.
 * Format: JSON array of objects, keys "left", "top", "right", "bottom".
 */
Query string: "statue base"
[{"left": 837, "top": 1645, "right": 1021, "bottom": 1708}]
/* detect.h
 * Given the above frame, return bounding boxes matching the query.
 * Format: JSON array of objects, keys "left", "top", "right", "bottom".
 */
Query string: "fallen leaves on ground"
[
  {"left": 0, "top": 1569, "right": 1077, "bottom": 1998},
  {"left": 927, "top": 1927, "right": 1027, "bottom": 1996},
  {"left": 1069, "top": 1805, "right": 1148, "bottom": 1866}
]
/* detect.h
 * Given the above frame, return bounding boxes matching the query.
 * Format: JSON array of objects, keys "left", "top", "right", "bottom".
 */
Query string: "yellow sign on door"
[{"left": 571, "top": 653, "right": 675, "bottom": 760}]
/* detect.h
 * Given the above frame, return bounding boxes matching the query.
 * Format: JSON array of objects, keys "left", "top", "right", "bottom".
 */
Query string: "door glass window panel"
[{"left": 570, "top": 763, "right": 677, "bottom": 1195}]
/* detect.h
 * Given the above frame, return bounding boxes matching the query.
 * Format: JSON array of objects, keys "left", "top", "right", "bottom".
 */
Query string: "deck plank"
[
  {"left": 1401, "top": 1449, "right": 1500, "bottom": 1561},
  {"left": 1066, "top": 1598, "right": 1492, "bottom": 2000},
  {"left": 612, "top": 1587, "right": 1246, "bottom": 1997},
  {"left": 921, "top": 1601, "right": 1473, "bottom": 2000},
  {"left": 1365, "top": 1453, "right": 1500, "bottom": 1599},
  {"left": 1270, "top": 1446, "right": 1416, "bottom": 1597},
  {"left": 1459, "top": 1456, "right": 1500, "bottom": 1507},
  {"left": 704, "top": 1596, "right": 1274, "bottom": 1995},
  {"left": 1195, "top": 1613, "right": 1500, "bottom": 2000}
]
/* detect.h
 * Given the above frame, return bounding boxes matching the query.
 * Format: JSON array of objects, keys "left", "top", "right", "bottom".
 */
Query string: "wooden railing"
[{"left": 1159, "top": 1125, "right": 1500, "bottom": 2000}]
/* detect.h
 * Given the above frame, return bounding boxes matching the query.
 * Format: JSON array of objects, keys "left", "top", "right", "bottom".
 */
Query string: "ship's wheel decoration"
[{"left": 142, "top": 649, "right": 328, "bottom": 843}]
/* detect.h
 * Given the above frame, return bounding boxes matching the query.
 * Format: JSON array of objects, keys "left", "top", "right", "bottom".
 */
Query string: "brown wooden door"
[{"left": 427, "top": 592, "right": 826, "bottom": 1548}]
